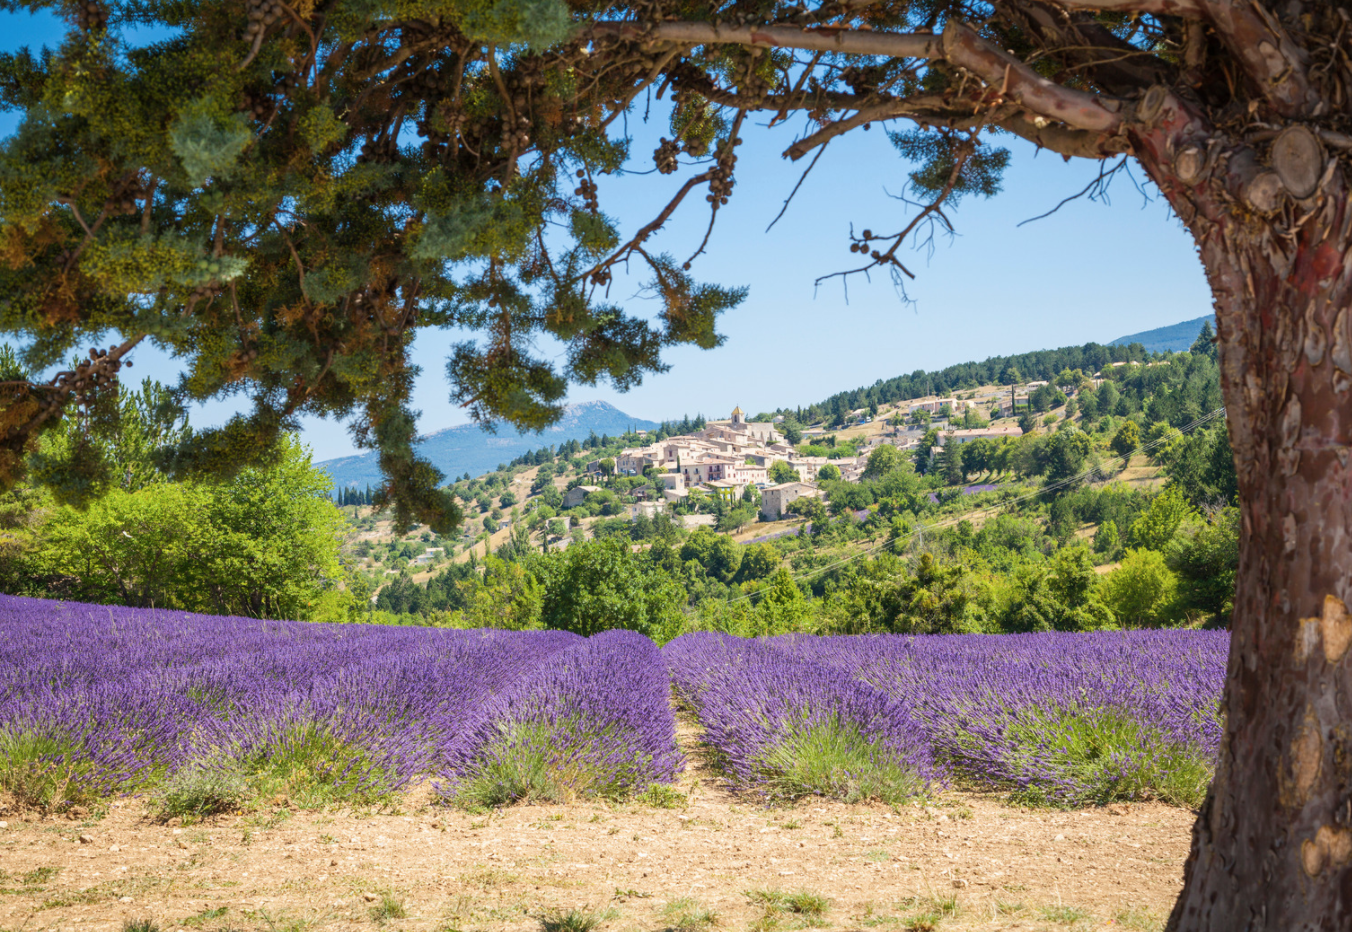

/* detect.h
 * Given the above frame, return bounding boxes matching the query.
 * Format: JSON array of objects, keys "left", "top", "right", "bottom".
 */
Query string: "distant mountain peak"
[
  {"left": 319, "top": 400, "right": 659, "bottom": 489},
  {"left": 1111, "top": 315, "right": 1214, "bottom": 353}
]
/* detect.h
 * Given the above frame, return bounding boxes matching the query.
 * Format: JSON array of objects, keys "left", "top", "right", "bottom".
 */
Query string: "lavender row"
[
  {"left": 0, "top": 595, "right": 679, "bottom": 809},
  {"left": 762, "top": 630, "right": 1228, "bottom": 806},
  {"left": 441, "top": 629, "right": 682, "bottom": 805},
  {"left": 663, "top": 632, "right": 939, "bottom": 803}
]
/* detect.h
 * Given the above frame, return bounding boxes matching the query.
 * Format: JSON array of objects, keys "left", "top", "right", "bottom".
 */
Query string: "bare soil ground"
[{"left": 0, "top": 727, "right": 1195, "bottom": 932}]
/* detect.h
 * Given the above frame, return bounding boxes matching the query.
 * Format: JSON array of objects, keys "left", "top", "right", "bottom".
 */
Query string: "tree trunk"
[{"left": 1136, "top": 124, "right": 1352, "bottom": 927}]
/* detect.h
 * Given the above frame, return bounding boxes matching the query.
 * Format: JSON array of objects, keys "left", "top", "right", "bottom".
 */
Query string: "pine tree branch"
[{"left": 591, "top": 20, "right": 1126, "bottom": 133}]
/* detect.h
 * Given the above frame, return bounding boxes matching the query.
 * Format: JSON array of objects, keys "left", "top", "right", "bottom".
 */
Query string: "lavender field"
[
  {"left": 0, "top": 594, "right": 1227, "bottom": 814},
  {"left": 670, "top": 630, "right": 1227, "bottom": 807}
]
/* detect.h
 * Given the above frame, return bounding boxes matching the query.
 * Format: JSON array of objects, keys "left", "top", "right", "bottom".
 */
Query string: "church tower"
[{"left": 730, "top": 405, "right": 744, "bottom": 426}]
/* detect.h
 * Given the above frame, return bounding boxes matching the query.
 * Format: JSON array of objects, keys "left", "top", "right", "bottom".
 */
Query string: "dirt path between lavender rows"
[{"left": 0, "top": 721, "right": 1196, "bottom": 932}]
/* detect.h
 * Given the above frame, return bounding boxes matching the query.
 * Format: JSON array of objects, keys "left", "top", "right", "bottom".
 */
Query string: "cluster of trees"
[
  {"left": 0, "top": 383, "right": 352, "bottom": 621},
  {"left": 779, "top": 342, "right": 1149, "bottom": 427},
  {"left": 334, "top": 486, "right": 378, "bottom": 507}
]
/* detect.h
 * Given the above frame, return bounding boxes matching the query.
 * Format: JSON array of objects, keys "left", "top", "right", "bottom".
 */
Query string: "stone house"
[{"left": 563, "top": 485, "right": 602, "bottom": 508}]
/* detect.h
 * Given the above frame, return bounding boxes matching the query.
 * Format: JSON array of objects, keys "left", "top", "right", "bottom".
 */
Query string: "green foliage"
[
  {"left": 660, "top": 896, "right": 717, "bottom": 932},
  {"left": 149, "top": 762, "right": 252, "bottom": 822},
  {"left": 889, "top": 131, "right": 1009, "bottom": 204},
  {"left": 681, "top": 527, "right": 742, "bottom": 583},
  {"left": 753, "top": 716, "right": 928, "bottom": 804},
  {"left": 768, "top": 460, "right": 798, "bottom": 484},
  {"left": 751, "top": 568, "right": 814, "bottom": 635},
  {"left": 539, "top": 910, "right": 605, "bottom": 932},
  {"left": 864, "top": 444, "right": 905, "bottom": 479},
  {"left": 458, "top": 0, "right": 574, "bottom": 49},
  {"left": 1111, "top": 421, "right": 1141, "bottom": 458},
  {"left": 1093, "top": 519, "right": 1122, "bottom": 558},
  {"left": 1101, "top": 549, "right": 1179, "bottom": 628},
  {"left": 1130, "top": 488, "right": 1195, "bottom": 552},
  {"left": 36, "top": 435, "right": 352, "bottom": 620},
  {"left": 1168, "top": 507, "right": 1239, "bottom": 622},
  {"left": 0, "top": 729, "right": 119, "bottom": 811},
  {"left": 369, "top": 891, "right": 408, "bottom": 922},
  {"left": 169, "top": 100, "right": 253, "bottom": 186},
  {"left": 747, "top": 888, "right": 832, "bottom": 920},
  {"left": 0, "top": 9, "right": 749, "bottom": 532},
  {"left": 1003, "top": 707, "right": 1212, "bottom": 809},
  {"left": 638, "top": 783, "right": 689, "bottom": 809},
  {"left": 1190, "top": 321, "right": 1218, "bottom": 359},
  {"left": 735, "top": 542, "right": 779, "bottom": 583},
  {"left": 453, "top": 556, "right": 543, "bottom": 629},
  {"left": 29, "top": 379, "right": 191, "bottom": 507},
  {"left": 817, "top": 463, "right": 841, "bottom": 481},
  {"left": 540, "top": 537, "right": 684, "bottom": 639}
]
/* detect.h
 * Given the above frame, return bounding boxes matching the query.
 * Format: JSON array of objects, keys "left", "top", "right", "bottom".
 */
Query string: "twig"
[{"left": 767, "top": 141, "right": 829, "bottom": 232}]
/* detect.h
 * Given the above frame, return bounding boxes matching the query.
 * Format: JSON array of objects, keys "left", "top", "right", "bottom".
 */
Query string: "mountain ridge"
[
  {"left": 1111, "top": 314, "right": 1214, "bottom": 353},
  {"left": 319, "top": 399, "right": 660, "bottom": 490}
]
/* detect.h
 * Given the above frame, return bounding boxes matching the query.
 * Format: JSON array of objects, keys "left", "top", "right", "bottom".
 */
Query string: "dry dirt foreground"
[{"left": 0, "top": 774, "right": 1195, "bottom": 932}]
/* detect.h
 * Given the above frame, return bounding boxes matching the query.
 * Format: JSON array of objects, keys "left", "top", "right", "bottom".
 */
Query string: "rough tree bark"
[{"left": 1128, "top": 91, "right": 1352, "bottom": 928}]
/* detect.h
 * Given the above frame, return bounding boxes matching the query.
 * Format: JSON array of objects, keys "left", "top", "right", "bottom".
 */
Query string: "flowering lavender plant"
[
  {"left": 0, "top": 595, "right": 583, "bottom": 809},
  {"left": 664, "top": 632, "right": 938, "bottom": 803},
  {"left": 766, "top": 630, "right": 1227, "bottom": 807},
  {"left": 443, "top": 629, "right": 682, "bottom": 807}
]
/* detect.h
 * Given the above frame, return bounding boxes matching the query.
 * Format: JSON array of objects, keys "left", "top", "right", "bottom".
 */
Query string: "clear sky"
[{"left": 0, "top": 12, "right": 1214, "bottom": 461}]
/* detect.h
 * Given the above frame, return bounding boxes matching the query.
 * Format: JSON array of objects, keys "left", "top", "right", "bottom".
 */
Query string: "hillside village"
[{"left": 339, "top": 348, "right": 1184, "bottom": 599}]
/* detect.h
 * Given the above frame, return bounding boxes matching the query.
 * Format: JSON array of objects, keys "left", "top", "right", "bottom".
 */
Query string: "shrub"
[
  {"left": 150, "top": 762, "right": 252, "bottom": 822},
  {"left": 1101, "top": 549, "right": 1180, "bottom": 628},
  {"left": 539, "top": 910, "right": 605, "bottom": 932},
  {"left": 369, "top": 892, "right": 407, "bottom": 922}
]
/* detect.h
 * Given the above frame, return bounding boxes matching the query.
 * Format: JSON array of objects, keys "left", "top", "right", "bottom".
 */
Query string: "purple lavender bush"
[
  {"left": 767, "top": 630, "right": 1227, "bottom": 807},
  {"left": 442, "top": 629, "right": 682, "bottom": 807},
  {"left": 0, "top": 594, "right": 582, "bottom": 810},
  {"left": 663, "top": 632, "right": 938, "bottom": 803}
]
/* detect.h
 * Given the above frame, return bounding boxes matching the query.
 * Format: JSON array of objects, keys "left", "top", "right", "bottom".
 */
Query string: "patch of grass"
[
  {"left": 780, "top": 891, "right": 829, "bottom": 917},
  {"left": 661, "top": 896, "right": 717, "bottom": 932},
  {"left": 746, "top": 888, "right": 830, "bottom": 920},
  {"left": 122, "top": 922, "right": 159, "bottom": 932},
  {"left": 752, "top": 719, "right": 929, "bottom": 805},
  {"left": 245, "top": 908, "right": 321, "bottom": 932},
  {"left": 779, "top": 819, "right": 801, "bottom": 830},
  {"left": 638, "top": 784, "right": 688, "bottom": 809},
  {"left": 864, "top": 849, "right": 891, "bottom": 862},
  {"left": 999, "top": 710, "right": 1213, "bottom": 809},
  {"left": 453, "top": 721, "right": 657, "bottom": 808},
  {"left": 231, "top": 723, "right": 403, "bottom": 810},
  {"left": 897, "top": 895, "right": 959, "bottom": 932},
  {"left": 461, "top": 866, "right": 518, "bottom": 889},
  {"left": 538, "top": 908, "right": 605, "bottom": 932},
  {"left": 370, "top": 892, "right": 407, "bottom": 921},
  {"left": 182, "top": 906, "right": 229, "bottom": 927},
  {"left": 1113, "top": 907, "right": 1164, "bottom": 931},
  {"left": 150, "top": 762, "right": 252, "bottom": 822},
  {"left": 0, "top": 731, "right": 129, "bottom": 812},
  {"left": 1038, "top": 904, "right": 1092, "bottom": 925},
  {"left": 36, "top": 869, "right": 172, "bottom": 913},
  {"left": 993, "top": 900, "right": 1024, "bottom": 917},
  {"left": 22, "top": 867, "right": 60, "bottom": 886}
]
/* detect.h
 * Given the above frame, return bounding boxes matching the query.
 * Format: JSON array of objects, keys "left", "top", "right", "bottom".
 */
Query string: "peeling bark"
[{"left": 1129, "top": 98, "right": 1352, "bottom": 930}]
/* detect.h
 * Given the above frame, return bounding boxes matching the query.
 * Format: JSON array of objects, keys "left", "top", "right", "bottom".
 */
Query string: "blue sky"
[{"left": 0, "top": 11, "right": 1213, "bottom": 460}]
